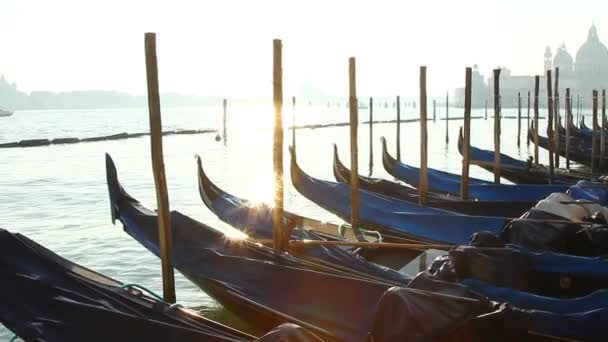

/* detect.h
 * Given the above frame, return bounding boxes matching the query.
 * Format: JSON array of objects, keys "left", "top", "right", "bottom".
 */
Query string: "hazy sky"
[{"left": 0, "top": 0, "right": 605, "bottom": 97}]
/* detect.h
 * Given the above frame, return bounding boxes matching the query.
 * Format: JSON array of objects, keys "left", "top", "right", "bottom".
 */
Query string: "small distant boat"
[{"left": 0, "top": 109, "right": 13, "bottom": 117}]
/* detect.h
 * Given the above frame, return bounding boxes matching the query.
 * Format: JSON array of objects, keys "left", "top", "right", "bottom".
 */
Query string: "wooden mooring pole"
[
  {"left": 291, "top": 96, "right": 296, "bottom": 150},
  {"left": 565, "top": 88, "right": 571, "bottom": 170},
  {"left": 272, "top": 39, "right": 285, "bottom": 251},
  {"left": 601, "top": 90, "right": 606, "bottom": 171},
  {"left": 554, "top": 67, "right": 560, "bottom": 168},
  {"left": 534, "top": 76, "right": 540, "bottom": 166},
  {"left": 222, "top": 98, "right": 227, "bottom": 145},
  {"left": 369, "top": 97, "right": 373, "bottom": 176},
  {"left": 349, "top": 57, "right": 363, "bottom": 239},
  {"left": 396, "top": 95, "right": 401, "bottom": 161},
  {"left": 461, "top": 67, "right": 472, "bottom": 200},
  {"left": 592, "top": 90, "right": 598, "bottom": 174},
  {"left": 517, "top": 92, "right": 522, "bottom": 147},
  {"left": 445, "top": 92, "right": 449, "bottom": 143},
  {"left": 493, "top": 69, "right": 501, "bottom": 183},
  {"left": 546, "top": 70, "right": 554, "bottom": 184},
  {"left": 527, "top": 91, "right": 531, "bottom": 146},
  {"left": 144, "top": 32, "right": 176, "bottom": 303},
  {"left": 419, "top": 66, "right": 429, "bottom": 205},
  {"left": 433, "top": 99, "right": 436, "bottom": 121},
  {"left": 485, "top": 100, "right": 488, "bottom": 120}
]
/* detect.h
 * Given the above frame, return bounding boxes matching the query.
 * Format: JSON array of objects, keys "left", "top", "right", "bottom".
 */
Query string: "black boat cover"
[
  {"left": 0, "top": 228, "right": 324, "bottom": 342},
  {"left": 430, "top": 245, "right": 608, "bottom": 298}
]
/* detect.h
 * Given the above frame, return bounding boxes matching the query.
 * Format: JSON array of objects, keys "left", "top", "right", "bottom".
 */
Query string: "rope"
[{"left": 119, "top": 283, "right": 164, "bottom": 302}]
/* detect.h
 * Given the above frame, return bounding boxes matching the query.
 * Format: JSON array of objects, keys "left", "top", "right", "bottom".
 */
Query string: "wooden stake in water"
[
  {"left": 493, "top": 69, "right": 501, "bottom": 183},
  {"left": 517, "top": 92, "right": 522, "bottom": 147},
  {"left": 485, "top": 100, "right": 488, "bottom": 120},
  {"left": 534, "top": 76, "right": 540, "bottom": 165},
  {"left": 433, "top": 99, "right": 436, "bottom": 121},
  {"left": 577, "top": 95, "right": 581, "bottom": 125},
  {"left": 396, "top": 95, "right": 401, "bottom": 161},
  {"left": 419, "top": 66, "right": 429, "bottom": 205},
  {"left": 601, "top": 90, "right": 606, "bottom": 171},
  {"left": 349, "top": 57, "right": 363, "bottom": 239},
  {"left": 292, "top": 96, "right": 296, "bottom": 150},
  {"left": 461, "top": 67, "right": 472, "bottom": 200},
  {"left": 222, "top": 98, "right": 227, "bottom": 146},
  {"left": 272, "top": 39, "right": 285, "bottom": 251},
  {"left": 565, "top": 88, "right": 571, "bottom": 170},
  {"left": 369, "top": 97, "right": 373, "bottom": 176},
  {"left": 445, "top": 92, "right": 449, "bottom": 143},
  {"left": 527, "top": 91, "right": 531, "bottom": 146},
  {"left": 592, "top": 90, "right": 599, "bottom": 174},
  {"left": 546, "top": 70, "right": 554, "bottom": 184},
  {"left": 554, "top": 67, "right": 560, "bottom": 168},
  {"left": 144, "top": 32, "right": 176, "bottom": 304}
]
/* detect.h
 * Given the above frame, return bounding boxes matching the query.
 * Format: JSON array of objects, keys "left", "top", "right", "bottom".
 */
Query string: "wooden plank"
[
  {"left": 419, "top": 66, "right": 429, "bottom": 205},
  {"left": 349, "top": 57, "right": 363, "bottom": 239},
  {"left": 144, "top": 32, "right": 176, "bottom": 303},
  {"left": 272, "top": 39, "right": 285, "bottom": 251},
  {"left": 493, "top": 69, "right": 501, "bottom": 183},
  {"left": 461, "top": 67, "right": 472, "bottom": 200}
]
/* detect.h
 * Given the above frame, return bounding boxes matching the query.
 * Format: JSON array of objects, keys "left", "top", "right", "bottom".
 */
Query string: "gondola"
[
  {"left": 332, "top": 144, "right": 534, "bottom": 217},
  {"left": 457, "top": 128, "right": 582, "bottom": 185},
  {"left": 528, "top": 126, "right": 608, "bottom": 172},
  {"left": 289, "top": 147, "right": 510, "bottom": 245},
  {"left": 195, "top": 155, "right": 414, "bottom": 286},
  {"left": 108, "top": 155, "right": 606, "bottom": 341},
  {"left": 382, "top": 137, "right": 571, "bottom": 201},
  {"left": 0, "top": 228, "right": 321, "bottom": 342}
]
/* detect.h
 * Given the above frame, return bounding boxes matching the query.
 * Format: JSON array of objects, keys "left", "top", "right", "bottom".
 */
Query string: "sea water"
[{"left": 0, "top": 102, "right": 559, "bottom": 338}]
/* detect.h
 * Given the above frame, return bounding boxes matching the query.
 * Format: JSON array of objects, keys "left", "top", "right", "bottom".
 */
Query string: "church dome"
[
  {"left": 575, "top": 25, "right": 608, "bottom": 84},
  {"left": 554, "top": 43, "right": 573, "bottom": 73}
]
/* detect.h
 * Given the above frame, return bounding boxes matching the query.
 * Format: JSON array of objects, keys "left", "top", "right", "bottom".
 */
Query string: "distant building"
[{"left": 455, "top": 25, "right": 608, "bottom": 108}]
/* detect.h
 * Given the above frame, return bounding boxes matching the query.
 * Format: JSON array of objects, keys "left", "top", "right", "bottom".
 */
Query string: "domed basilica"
[{"left": 456, "top": 25, "right": 608, "bottom": 108}]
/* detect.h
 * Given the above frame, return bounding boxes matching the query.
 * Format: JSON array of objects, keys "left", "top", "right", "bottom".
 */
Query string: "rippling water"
[{"left": 0, "top": 102, "right": 560, "bottom": 338}]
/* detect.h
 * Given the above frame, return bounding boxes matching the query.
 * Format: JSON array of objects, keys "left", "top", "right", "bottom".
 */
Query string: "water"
[{"left": 0, "top": 102, "right": 559, "bottom": 338}]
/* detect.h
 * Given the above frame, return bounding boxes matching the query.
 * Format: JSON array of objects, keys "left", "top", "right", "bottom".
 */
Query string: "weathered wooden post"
[
  {"left": 144, "top": 32, "right": 176, "bottom": 303},
  {"left": 272, "top": 39, "right": 285, "bottom": 251},
  {"left": 445, "top": 92, "right": 449, "bottom": 143},
  {"left": 546, "top": 70, "right": 554, "bottom": 184},
  {"left": 534, "top": 76, "right": 540, "bottom": 165},
  {"left": 433, "top": 99, "right": 436, "bottom": 121},
  {"left": 554, "top": 67, "right": 560, "bottom": 168},
  {"left": 527, "top": 91, "right": 531, "bottom": 146},
  {"left": 517, "top": 92, "right": 522, "bottom": 147},
  {"left": 565, "top": 88, "right": 571, "bottom": 170},
  {"left": 291, "top": 96, "right": 296, "bottom": 150},
  {"left": 461, "top": 67, "right": 472, "bottom": 200},
  {"left": 396, "top": 95, "right": 401, "bottom": 161},
  {"left": 493, "top": 69, "right": 501, "bottom": 183},
  {"left": 419, "top": 66, "right": 429, "bottom": 205},
  {"left": 369, "top": 97, "right": 373, "bottom": 176},
  {"left": 222, "top": 98, "right": 227, "bottom": 146},
  {"left": 592, "top": 90, "right": 599, "bottom": 174},
  {"left": 601, "top": 90, "right": 606, "bottom": 171},
  {"left": 576, "top": 95, "right": 581, "bottom": 125},
  {"left": 349, "top": 57, "right": 363, "bottom": 239}
]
